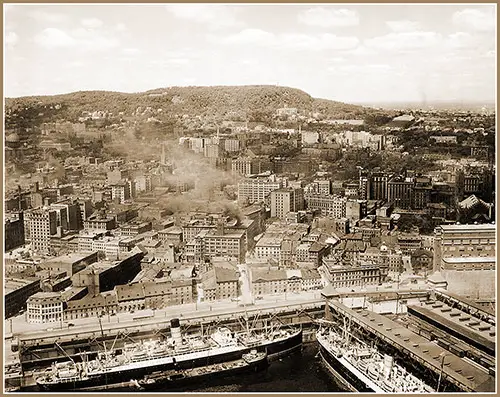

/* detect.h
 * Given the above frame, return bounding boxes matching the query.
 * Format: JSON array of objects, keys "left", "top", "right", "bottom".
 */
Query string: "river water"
[{"left": 158, "top": 343, "right": 344, "bottom": 393}]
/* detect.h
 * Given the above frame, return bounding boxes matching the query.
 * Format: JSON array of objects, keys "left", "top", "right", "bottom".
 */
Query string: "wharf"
[
  {"left": 407, "top": 303, "right": 495, "bottom": 356},
  {"left": 327, "top": 299, "right": 495, "bottom": 392},
  {"left": 434, "top": 289, "right": 496, "bottom": 325},
  {"left": 15, "top": 298, "right": 323, "bottom": 350}
]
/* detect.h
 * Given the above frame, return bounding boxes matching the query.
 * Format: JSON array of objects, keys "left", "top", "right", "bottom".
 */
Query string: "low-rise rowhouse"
[
  {"left": 64, "top": 293, "right": 118, "bottom": 320},
  {"left": 115, "top": 279, "right": 195, "bottom": 312},
  {"left": 321, "top": 258, "right": 388, "bottom": 289},
  {"left": 200, "top": 267, "right": 239, "bottom": 301},
  {"left": 250, "top": 268, "right": 324, "bottom": 296}
]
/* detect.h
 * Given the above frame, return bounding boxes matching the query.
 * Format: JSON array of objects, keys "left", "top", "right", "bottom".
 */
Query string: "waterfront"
[{"left": 157, "top": 343, "right": 342, "bottom": 393}]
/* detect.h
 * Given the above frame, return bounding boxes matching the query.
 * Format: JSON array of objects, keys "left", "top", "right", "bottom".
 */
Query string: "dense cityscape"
[{"left": 4, "top": 3, "right": 496, "bottom": 395}]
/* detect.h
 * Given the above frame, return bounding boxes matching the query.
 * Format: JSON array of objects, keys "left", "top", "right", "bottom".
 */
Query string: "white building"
[{"left": 27, "top": 292, "right": 63, "bottom": 324}]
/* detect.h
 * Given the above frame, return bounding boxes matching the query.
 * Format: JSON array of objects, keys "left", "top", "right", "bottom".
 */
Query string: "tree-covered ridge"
[{"left": 5, "top": 85, "right": 372, "bottom": 125}]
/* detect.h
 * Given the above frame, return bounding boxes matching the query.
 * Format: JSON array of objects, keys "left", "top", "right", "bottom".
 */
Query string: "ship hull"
[
  {"left": 138, "top": 353, "right": 269, "bottom": 391},
  {"left": 317, "top": 343, "right": 375, "bottom": 393},
  {"left": 37, "top": 329, "right": 302, "bottom": 391},
  {"left": 317, "top": 339, "right": 380, "bottom": 393},
  {"left": 37, "top": 375, "right": 104, "bottom": 392}
]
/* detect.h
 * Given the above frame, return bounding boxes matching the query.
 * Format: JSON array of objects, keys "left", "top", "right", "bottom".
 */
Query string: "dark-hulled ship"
[
  {"left": 36, "top": 318, "right": 302, "bottom": 391},
  {"left": 134, "top": 349, "right": 268, "bottom": 391}
]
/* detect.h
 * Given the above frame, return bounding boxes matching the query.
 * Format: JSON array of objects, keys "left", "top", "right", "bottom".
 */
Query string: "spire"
[{"left": 161, "top": 142, "right": 166, "bottom": 165}]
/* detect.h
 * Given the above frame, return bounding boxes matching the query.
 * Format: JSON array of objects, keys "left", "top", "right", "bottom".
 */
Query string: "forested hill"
[{"left": 5, "top": 85, "right": 374, "bottom": 124}]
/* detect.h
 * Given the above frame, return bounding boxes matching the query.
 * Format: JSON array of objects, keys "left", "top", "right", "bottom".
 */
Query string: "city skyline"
[{"left": 4, "top": 3, "right": 497, "bottom": 104}]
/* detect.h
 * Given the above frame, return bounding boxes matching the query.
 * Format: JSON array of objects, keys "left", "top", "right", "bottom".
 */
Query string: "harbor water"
[{"left": 156, "top": 343, "right": 344, "bottom": 393}]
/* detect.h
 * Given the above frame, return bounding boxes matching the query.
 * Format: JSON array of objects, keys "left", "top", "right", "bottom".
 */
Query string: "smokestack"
[
  {"left": 217, "top": 220, "right": 225, "bottom": 235},
  {"left": 170, "top": 318, "right": 182, "bottom": 347}
]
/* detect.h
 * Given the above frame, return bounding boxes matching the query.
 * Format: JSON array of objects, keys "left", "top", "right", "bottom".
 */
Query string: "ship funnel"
[
  {"left": 170, "top": 318, "right": 183, "bottom": 346},
  {"left": 383, "top": 354, "right": 394, "bottom": 379}
]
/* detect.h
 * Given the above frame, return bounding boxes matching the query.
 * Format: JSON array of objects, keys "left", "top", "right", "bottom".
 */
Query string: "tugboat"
[{"left": 136, "top": 349, "right": 268, "bottom": 390}]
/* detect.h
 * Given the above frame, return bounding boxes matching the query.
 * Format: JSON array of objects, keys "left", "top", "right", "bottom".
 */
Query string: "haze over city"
[{"left": 4, "top": 3, "right": 496, "bottom": 105}]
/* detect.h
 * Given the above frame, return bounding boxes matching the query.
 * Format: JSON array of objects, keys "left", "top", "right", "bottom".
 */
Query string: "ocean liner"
[
  {"left": 36, "top": 318, "right": 301, "bottom": 391},
  {"left": 316, "top": 322, "right": 434, "bottom": 393}
]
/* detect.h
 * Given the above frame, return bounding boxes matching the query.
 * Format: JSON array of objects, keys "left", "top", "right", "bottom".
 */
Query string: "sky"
[{"left": 4, "top": 3, "right": 496, "bottom": 105}]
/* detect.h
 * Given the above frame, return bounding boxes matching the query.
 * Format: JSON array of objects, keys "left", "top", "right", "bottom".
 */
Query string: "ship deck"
[{"left": 327, "top": 299, "right": 495, "bottom": 392}]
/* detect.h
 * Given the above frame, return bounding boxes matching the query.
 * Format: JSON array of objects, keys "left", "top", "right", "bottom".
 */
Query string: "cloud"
[
  {"left": 218, "top": 28, "right": 274, "bottom": 46},
  {"left": 298, "top": 7, "right": 359, "bottom": 28},
  {"left": 484, "top": 49, "right": 495, "bottom": 58},
  {"left": 329, "top": 57, "right": 346, "bottom": 63},
  {"left": 280, "top": 33, "right": 359, "bottom": 51},
  {"left": 34, "top": 28, "right": 76, "bottom": 49},
  {"left": 5, "top": 31, "right": 19, "bottom": 49},
  {"left": 446, "top": 32, "right": 478, "bottom": 49},
  {"left": 114, "top": 23, "right": 127, "bottom": 32},
  {"left": 72, "top": 27, "right": 120, "bottom": 50},
  {"left": 122, "top": 48, "right": 141, "bottom": 56},
  {"left": 386, "top": 20, "right": 421, "bottom": 33},
  {"left": 33, "top": 27, "right": 120, "bottom": 51},
  {"left": 453, "top": 8, "right": 495, "bottom": 32},
  {"left": 365, "top": 31, "right": 441, "bottom": 52},
  {"left": 213, "top": 29, "right": 359, "bottom": 51},
  {"left": 81, "top": 18, "right": 104, "bottom": 29},
  {"left": 328, "top": 63, "right": 393, "bottom": 75},
  {"left": 165, "top": 4, "right": 241, "bottom": 29},
  {"left": 341, "top": 45, "right": 378, "bottom": 56},
  {"left": 64, "top": 60, "right": 85, "bottom": 68},
  {"left": 150, "top": 58, "right": 191, "bottom": 67},
  {"left": 29, "top": 9, "right": 68, "bottom": 24}
]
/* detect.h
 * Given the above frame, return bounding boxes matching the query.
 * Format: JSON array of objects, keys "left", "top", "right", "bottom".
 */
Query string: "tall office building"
[
  {"left": 270, "top": 188, "right": 304, "bottom": 219},
  {"left": 25, "top": 208, "right": 57, "bottom": 254},
  {"left": 238, "top": 178, "right": 282, "bottom": 204}
]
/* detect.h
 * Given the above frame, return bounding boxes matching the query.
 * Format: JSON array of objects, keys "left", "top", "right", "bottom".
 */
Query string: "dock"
[{"left": 326, "top": 299, "right": 495, "bottom": 392}]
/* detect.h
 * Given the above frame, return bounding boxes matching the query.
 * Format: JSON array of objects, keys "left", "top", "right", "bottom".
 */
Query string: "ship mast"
[
  {"left": 54, "top": 341, "right": 75, "bottom": 364},
  {"left": 98, "top": 315, "right": 108, "bottom": 356}
]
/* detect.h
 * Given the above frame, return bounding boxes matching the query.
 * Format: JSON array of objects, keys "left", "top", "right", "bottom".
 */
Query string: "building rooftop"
[
  {"left": 5, "top": 278, "right": 39, "bottom": 294},
  {"left": 214, "top": 267, "right": 239, "bottom": 283},
  {"left": 442, "top": 256, "right": 495, "bottom": 264},
  {"left": 207, "top": 229, "right": 245, "bottom": 238},
  {"left": 336, "top": 302, "right": 495, "bottom": 392},
  {"left": 27, "top": 292, "right": 61, "bottom": 304},
  {"left": 256, "top": 235, "right": 283, "bottom": 247},
  {"left": 170, "top": 265, "right": 195, "bottom": 280},
  {"left": 439, "top": 224, "right": 495, "bottom": 232},
  {"left": 251, "top": 268, "right": 287, "bottom": 282},
  {"left": 43, "top": 252, "right": 97, "bottom": 264}
]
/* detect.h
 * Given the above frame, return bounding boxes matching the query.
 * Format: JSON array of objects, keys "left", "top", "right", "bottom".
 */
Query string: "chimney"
[{"left": 216, "top": 220, "right": 225, "bottom": 236}]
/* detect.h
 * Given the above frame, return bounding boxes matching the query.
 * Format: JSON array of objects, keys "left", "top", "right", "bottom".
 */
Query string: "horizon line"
[{"left": 4, "top": 84, "right": 495, "bottom": 107}]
